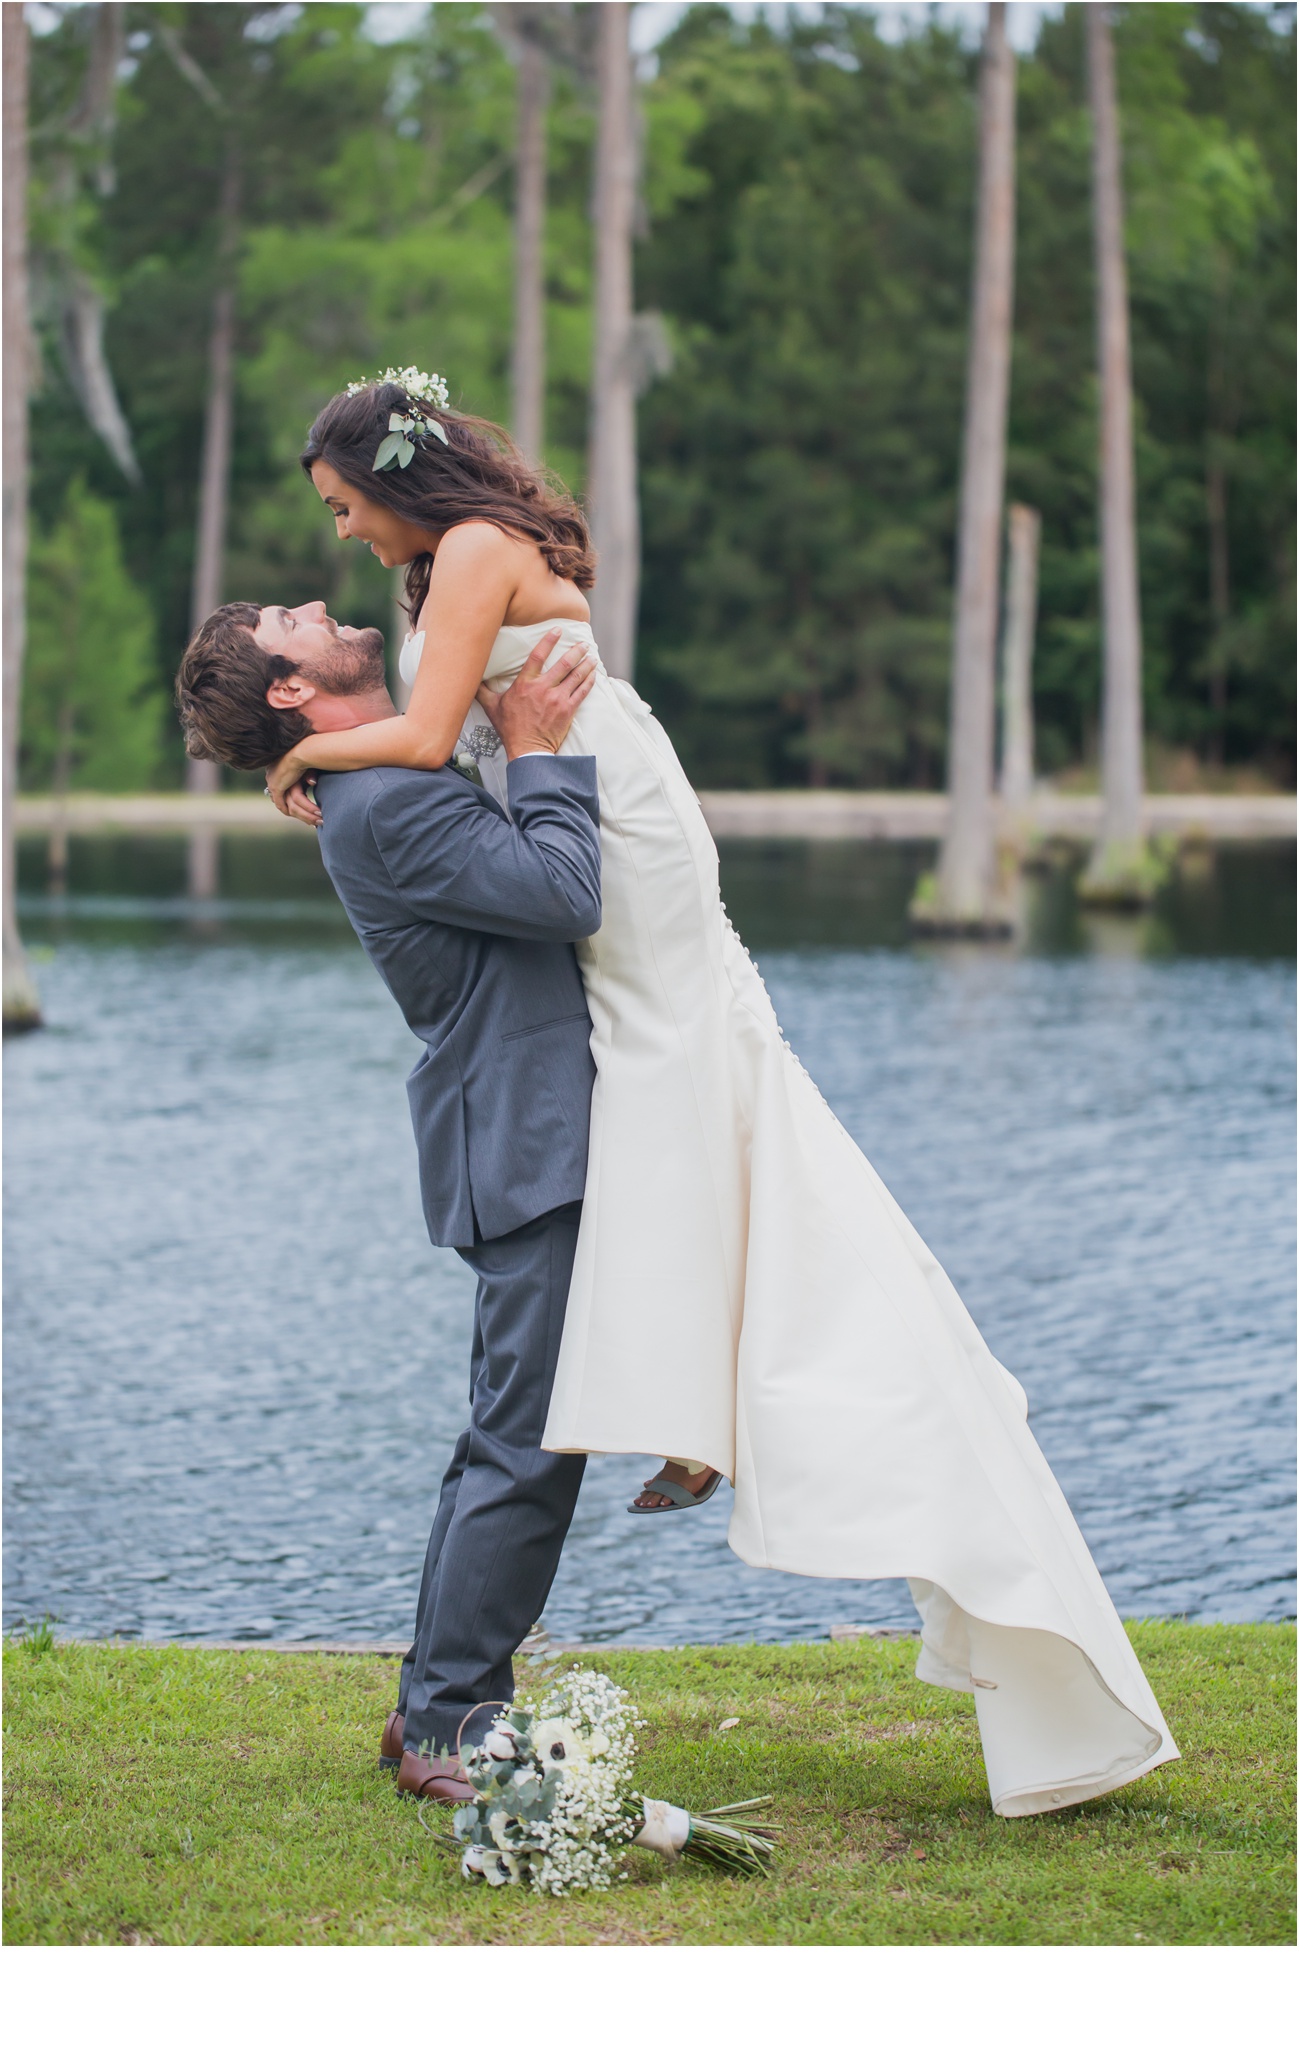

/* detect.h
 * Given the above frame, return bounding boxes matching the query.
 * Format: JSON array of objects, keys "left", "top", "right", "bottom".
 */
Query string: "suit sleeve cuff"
[{"left": 506, "top": 752, "right": 598, "bottom": 793}]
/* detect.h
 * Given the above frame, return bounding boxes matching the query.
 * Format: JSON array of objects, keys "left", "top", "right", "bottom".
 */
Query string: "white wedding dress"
[{"left": 401, "top": 621, "right": 1179, "bottom": 1818}]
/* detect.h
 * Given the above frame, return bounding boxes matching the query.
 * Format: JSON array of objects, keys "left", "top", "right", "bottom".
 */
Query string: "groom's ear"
[{"left": 265, "top": 664, "right": 315, "bottom": 712}]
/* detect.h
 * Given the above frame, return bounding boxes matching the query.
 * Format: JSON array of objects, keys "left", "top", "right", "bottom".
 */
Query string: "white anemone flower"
[
  {"left": 460, "top": 1845, "right": 486, "bottom": 1880},
  {"left": 485, "top": 1851, "right": 520, "bottom": 1887},
  {"left": 530, "top": 1716, "right": 591, "bottom": 1771}
]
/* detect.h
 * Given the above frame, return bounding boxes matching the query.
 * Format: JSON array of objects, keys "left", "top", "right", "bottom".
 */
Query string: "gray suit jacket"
[{"left": 316, "top": 755, "right": 601, "bottom": 1247}]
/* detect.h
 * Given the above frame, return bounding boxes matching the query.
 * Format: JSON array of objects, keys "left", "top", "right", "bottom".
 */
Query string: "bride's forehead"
[{"left": 311, "top": 459, "right": 347, "bottom": 499}]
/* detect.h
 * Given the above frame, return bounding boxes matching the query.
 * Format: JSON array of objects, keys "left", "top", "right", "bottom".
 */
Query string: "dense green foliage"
[
  {"left": 21, "top": 479, "right": 160, "bottom": 792},
  {"left": 638, "top": 2, "right": 1295, "bottom": 785},
  {"left": 4, "top": 1627, "right": 1294, "bottom": 1944},
  {"left": 21, "top": 3, "right": 1294, "bottom": 791}
]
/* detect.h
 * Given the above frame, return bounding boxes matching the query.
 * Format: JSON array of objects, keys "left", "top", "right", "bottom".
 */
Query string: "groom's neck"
[{"left": 306, "top": 687, "right": 397, "bottom": 732}]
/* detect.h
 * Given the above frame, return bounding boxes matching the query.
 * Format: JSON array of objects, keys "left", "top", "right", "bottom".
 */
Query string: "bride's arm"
[{"left": 267, "top": 524, "right": 542, "bottom": 795}]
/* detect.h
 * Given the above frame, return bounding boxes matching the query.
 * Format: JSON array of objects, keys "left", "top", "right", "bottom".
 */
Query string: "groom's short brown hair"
[{"left": 175, "top": 602, "right": 314, "bottom": 771}]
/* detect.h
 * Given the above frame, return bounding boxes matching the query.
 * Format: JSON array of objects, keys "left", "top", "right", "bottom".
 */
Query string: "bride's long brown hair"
[{"left": 301, "top": 382, "right": 596, "bottom": 625}]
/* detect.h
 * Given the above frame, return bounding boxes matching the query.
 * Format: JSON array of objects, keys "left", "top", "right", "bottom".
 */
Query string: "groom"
[{"left": 175, "top": 601, "right": 600, "bottom": 1800}]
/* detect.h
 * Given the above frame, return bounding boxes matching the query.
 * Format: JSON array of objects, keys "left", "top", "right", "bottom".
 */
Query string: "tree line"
[{"left": 13, "top": 1, "right": 1296, "bottom": 804}]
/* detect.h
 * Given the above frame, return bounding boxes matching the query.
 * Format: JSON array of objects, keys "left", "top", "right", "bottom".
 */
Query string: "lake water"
[{"left": 5, "top": 835, "right": 1295, "bottom": 1645}]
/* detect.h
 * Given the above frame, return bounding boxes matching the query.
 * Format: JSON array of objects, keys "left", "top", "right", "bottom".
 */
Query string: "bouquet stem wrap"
[{"left": 632, "top": 1798, "right": 692, "bottom": 1862}]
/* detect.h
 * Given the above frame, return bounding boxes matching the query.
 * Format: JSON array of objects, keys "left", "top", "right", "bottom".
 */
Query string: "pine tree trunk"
[
  {"left": 2, "top": 2, "right": 40, "bottom": 1029},
  {"left": 999, "top": 502, "right": 1040, "bottom": 810},
  {"left": 1081, "top": 4, "right": 1149, "bottom": 902},
  {"left": 806, "top": 680, "right": 828, "bottom": 788},
  {"left": 48, "top": 698, "right": 74, "bottom": 889},
  {"left": 1205, "top": 448, "right": 1230, "bottom": 767},
  {"left": 511, "top": 34, "right": 549, "bottom": 462},
  {"left": 925, "top": 2, "right": 1016, "bottom": 933},
  {"left": 190, "top": 139, "right": 240, "bottom": 637},
  {"left": 587, "top": 1, "right": 639, "bottom": 682},
  {"left": 1204, "top": 269, "right": 1234, "bottom": 770},
  {"left": 186, "top": 137, "right": 240, "bottom": 897}
]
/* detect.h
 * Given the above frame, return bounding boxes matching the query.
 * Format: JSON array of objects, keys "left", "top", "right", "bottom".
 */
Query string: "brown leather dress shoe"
[
  {"left": 396, "top": 1748, "right": 476, "bottom": 1803},
  {"left": 379, "top": 1710, "right": 404, "bottom": 1769}
]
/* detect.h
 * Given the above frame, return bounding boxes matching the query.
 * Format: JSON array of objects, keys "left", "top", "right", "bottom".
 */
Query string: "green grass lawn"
[{"left": 3, "top": 1623, "right": 1293, "bottom": 1946}]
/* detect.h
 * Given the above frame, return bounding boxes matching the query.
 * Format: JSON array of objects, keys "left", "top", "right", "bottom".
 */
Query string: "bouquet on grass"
[{"left": 448, "top": 1667, "right": 778, "bottom": 1895}]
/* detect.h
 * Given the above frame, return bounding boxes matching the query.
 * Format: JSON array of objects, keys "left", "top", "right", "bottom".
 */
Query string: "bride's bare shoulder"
[
  {"left": 438, "top": 520, "right": 532, "bottom": 561},
  {"left": 431, "top": 518, "right": 589, "bottom": 625},
  {"left": 434, "top": 520, "right": 528, "bottom": 569}
]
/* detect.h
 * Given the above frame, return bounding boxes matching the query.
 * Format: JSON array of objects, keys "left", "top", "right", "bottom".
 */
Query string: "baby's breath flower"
[{"left": 346, "top": 365, "right": 450, "bottom": 410}]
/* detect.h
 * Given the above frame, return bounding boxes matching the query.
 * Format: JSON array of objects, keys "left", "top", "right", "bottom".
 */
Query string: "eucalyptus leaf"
[
  {"left": 397, "top": 438, "right": 415, "bottom": 467},
  {"left": 372, "top": 432, "right": 406, "bottom": 471},
  {"left": 428, "top": 420, "right": 449, "bottom": 445}
]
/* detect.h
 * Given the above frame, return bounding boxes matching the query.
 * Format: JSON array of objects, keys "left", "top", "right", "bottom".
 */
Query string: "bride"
[{"left": 266, "top": 368, "right": 1177, "bottom": 1818}]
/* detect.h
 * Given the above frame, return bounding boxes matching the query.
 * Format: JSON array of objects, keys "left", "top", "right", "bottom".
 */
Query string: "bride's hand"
[{"left": 266, "top": 749, "right": 323, "bottom": 827}]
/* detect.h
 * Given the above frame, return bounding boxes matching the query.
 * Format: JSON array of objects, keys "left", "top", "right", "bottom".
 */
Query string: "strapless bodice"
[{"left": 397, "top": 617, "right": 599, "bottom": 694}]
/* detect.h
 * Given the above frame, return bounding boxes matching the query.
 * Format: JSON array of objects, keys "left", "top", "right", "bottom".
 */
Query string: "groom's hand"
[{"left": 476, "top": 628, "right": 598, "bottom": 761}]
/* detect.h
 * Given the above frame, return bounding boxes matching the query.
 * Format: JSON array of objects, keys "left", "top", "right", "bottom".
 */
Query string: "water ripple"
[{"left": 4, "top": 858, "right": 1294, "bottom": 1644}]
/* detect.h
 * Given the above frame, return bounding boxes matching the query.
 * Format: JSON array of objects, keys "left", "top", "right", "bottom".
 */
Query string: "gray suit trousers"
[{"left": 398, "top": 1202, "right": 586, "bottom": 1757}]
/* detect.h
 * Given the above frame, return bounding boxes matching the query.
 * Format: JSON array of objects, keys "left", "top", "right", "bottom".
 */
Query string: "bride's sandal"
[{"left": 627, "top": 1465, "right": 725, "bottom": 1515}]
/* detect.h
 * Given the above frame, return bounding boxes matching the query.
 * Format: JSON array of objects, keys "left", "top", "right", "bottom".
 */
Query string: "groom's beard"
[{"left": 302, "top": 626, "right": 386, "bottom": 696}]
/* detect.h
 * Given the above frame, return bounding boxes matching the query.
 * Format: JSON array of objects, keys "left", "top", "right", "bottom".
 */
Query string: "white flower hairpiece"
[{"left": 344, "top": 365, "right": 452, "bottom": 470}]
